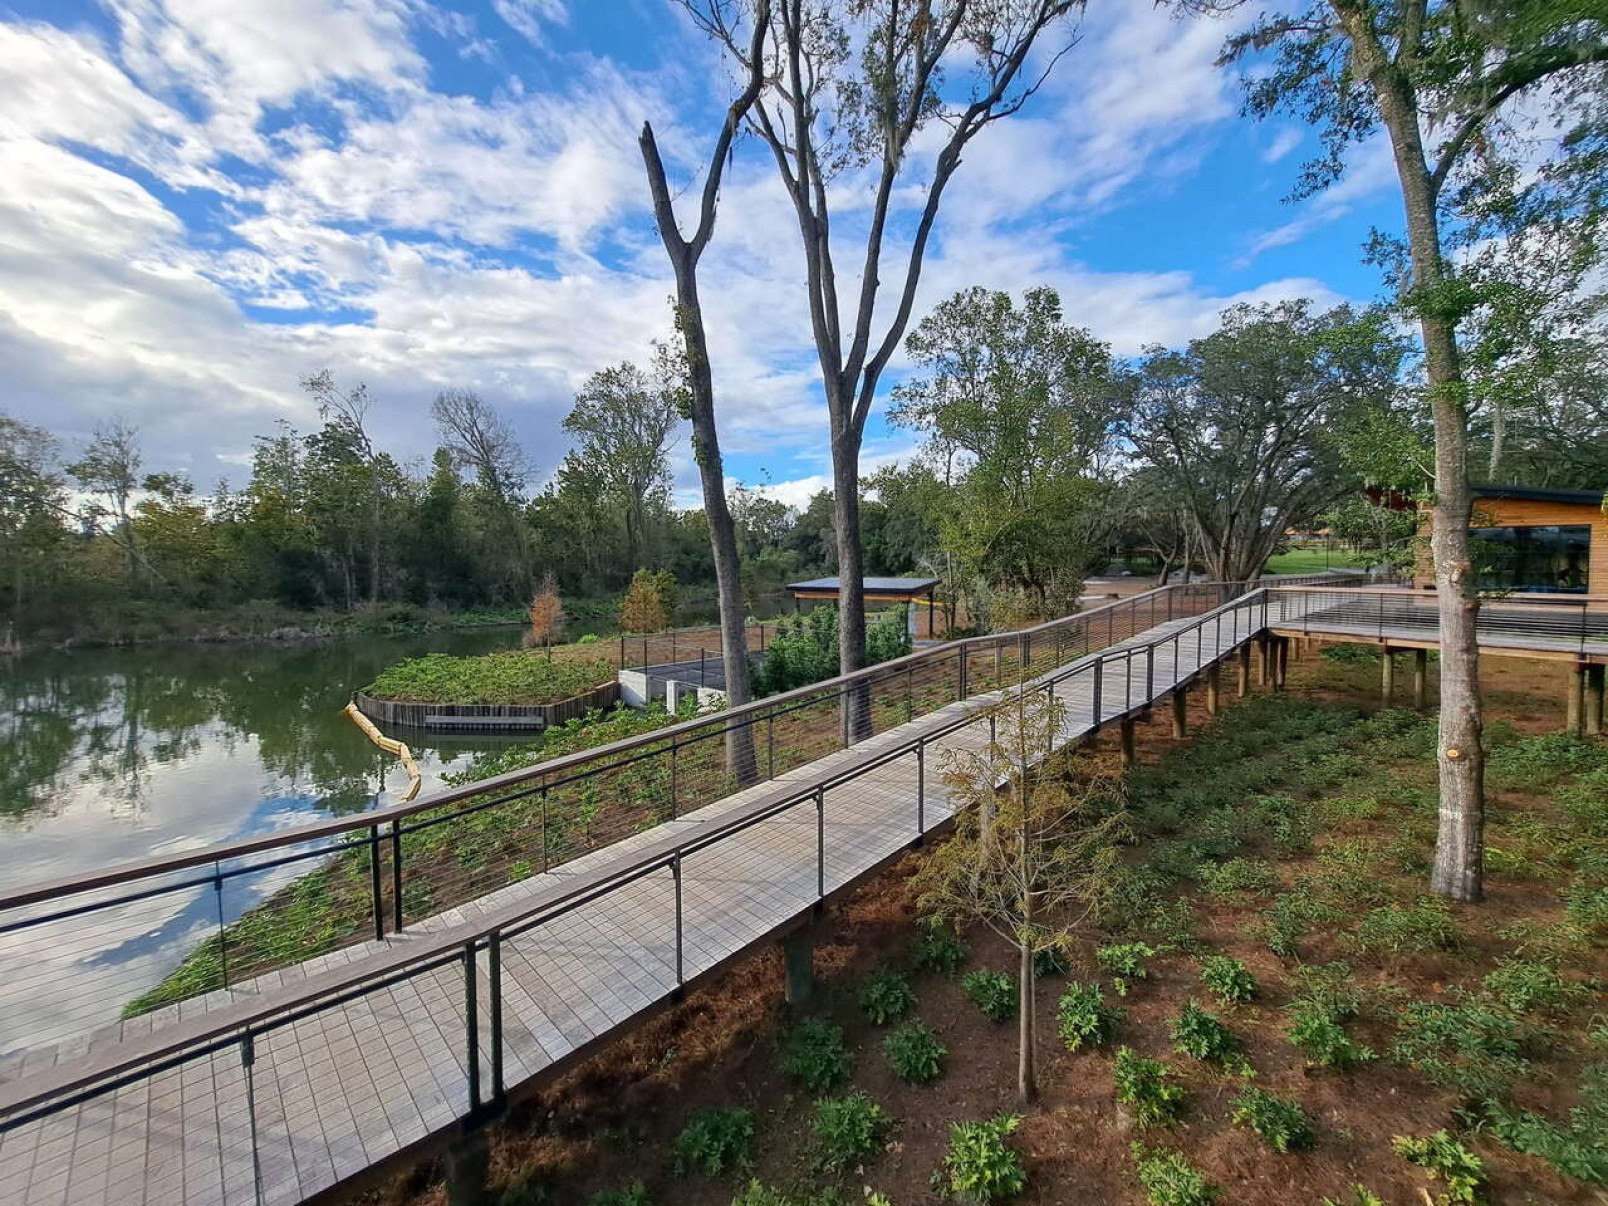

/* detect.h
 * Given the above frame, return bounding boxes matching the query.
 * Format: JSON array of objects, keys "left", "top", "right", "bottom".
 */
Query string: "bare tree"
[
  {"left": 688, "top": 0, "right": 1081, "bottom": 731},
  {"left": 639, "top": 0, "right": 772, "bottom": 780},
  {"left": 431, "top": 388, "right": 529, "bottom": 502}
]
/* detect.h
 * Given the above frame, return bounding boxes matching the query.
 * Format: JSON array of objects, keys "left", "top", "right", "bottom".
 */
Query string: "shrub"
[
  {"left": 1056, "top": 982, "right": 1120, "bottom": 1052},
  {"left": 942, "top": 1115, "right": 1027, "bottom": 1203},
  {"left": 729, "top": 1183, "right": 842, "bottom": 1206},
  {"left": 1200, "top": 857, "right": 1280, "bottom": 899},
  {"left": 1391, "top": 997, "right": 1530, "bottom": 1101},
  {"left": 884, "top": 1022, "right": 947, "bottom": 1084},
  {"left": 1170, "top": 1000, "right": 1239, "bottom": 1064},
  {"left": 1230, "top": 1087, "right": 1314, "bottom": 1152},
  {"left": 1259, "top": 891, "right": 1343, "bottom": 958},
  {"left": 1288, "top": 1006, "right": 1375, "bottom": 1071},
  {"left": 588, "top": 1185, "right": 649, "bottom": 1206},
  {"left": 859, "top": 969, "right": 917, "bottom": 1025},
  {"left": 1485, "top": 1102, "right": 1608, "bottom": 1186},
  {"left": 1113, "top": 1047, "right": 1184, "bottom": 1127},
  {"left": 673, "top": 1106, "right": 755, "bottom": 1177},
  {"left": 1131, "top": 1143, "right": 1220, "bottom": 1206},
  {"left": 1352, "top": 898, "right": 1461, "bottom": 957},
  {"left": 1096, "top": 942, "right": 1156, "bottom": 996},
  {"left": 576, "top": 632, "right": 601, "bottom": 645},
  {"left": 1392, "top": 1131, "right": 1485, "bottom": 1204},
  {"left": 963, "top": 970, "right": 1018, "bottom": 1023},
  {"left": 912, "top": 924, "right": 969, "bottom": 976},
  {"left": 1321, "top": 643, "right": 1379, "bottom": 664},
  {"left": 1199, "top": 955, "right": 1257, "bottom": 1005},
  {"left": 1321, "top": 1188, "right": 1385, "bottom": 1206},
  {"left": 778, "top": 1019, "right": 854, "bottom": 1092},
  {"left": 1481, "top": 958, "right": 1592, "bottom": 1016},
  {"left": 811, "top": 1092, "right": 889, "bottom": 1173}
]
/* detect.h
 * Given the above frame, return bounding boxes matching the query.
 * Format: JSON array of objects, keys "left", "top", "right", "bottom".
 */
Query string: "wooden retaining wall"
[{"left": 353, "top": 680, "right": 620, "bottom": 733}]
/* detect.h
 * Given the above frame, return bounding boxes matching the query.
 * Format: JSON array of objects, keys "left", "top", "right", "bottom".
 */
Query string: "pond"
[{"left": 0, "top": 626, "right": 545, "bottom": 1051}]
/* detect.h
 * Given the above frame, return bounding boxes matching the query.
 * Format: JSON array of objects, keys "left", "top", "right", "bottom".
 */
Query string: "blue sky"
[{"left": 0, "top": 0, "right": 1405, "bottom": 507}]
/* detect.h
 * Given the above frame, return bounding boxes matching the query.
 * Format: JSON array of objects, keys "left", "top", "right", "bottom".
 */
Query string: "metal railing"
[
  {"left": 0, "top": 584, "right": 1283, "bottom": 1206},
  {"left": 0, "top": 580, "right": 1263, "bottom": 1053},
  {"left": 1266, "top": 585, "right": 1608, "bottom": 657}
]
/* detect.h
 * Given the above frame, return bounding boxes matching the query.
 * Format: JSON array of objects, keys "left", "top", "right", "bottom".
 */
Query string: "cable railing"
[
  {"left": 0, "top": 579, "right": 1271, "bottom": 1054},
  {"left": 1266, "top": 585, "right": 1608, "bottom": 656},
  {"left": 0, "top": 584, "right": 1283, "bottom": 1206}
]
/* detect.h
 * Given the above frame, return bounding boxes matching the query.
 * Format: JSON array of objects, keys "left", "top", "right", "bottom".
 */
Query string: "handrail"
[
  {"left": 1274, "top": 584, "right": 1608, "bottom": 604},
  {"left": 0, "top": 584, "right": 1277, "bottom": 1126},
  {"left": 0, "top": 581, "right": 1213, "bottom": 913}
]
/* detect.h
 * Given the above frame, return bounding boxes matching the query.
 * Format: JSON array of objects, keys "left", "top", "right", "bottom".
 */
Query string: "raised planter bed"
[{"left": 353, "top": 680, "right": 620, "bottom": 734}]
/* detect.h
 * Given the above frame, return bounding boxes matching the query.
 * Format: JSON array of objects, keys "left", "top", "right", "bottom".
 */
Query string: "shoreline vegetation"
[{"left": 361, "top": 652, "right": 616, "bottom": 707}]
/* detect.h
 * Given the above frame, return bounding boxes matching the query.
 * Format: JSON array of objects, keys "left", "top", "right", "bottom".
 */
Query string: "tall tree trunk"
[
  {"left": 637, "top": 19, "right": 768, "bottom": 782},
  {"left": 1344, "top": 9, "right": 1484, "bottom": 901},
  {"left": 1487, "top": 401, "right": 1504, "bottom": 482},
  {"left": 832, "top": 422, "right": 871, "bottom": 739}
]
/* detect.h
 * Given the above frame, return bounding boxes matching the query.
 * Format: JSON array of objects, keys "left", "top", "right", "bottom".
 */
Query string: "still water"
[{"left": 0, "top": 627, "right": 542, "bottom": 1051}]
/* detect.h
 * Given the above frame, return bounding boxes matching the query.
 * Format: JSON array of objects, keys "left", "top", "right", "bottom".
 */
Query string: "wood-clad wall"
[{"left": 1414, "top": 497, "right": 1608, "bottom": 594}]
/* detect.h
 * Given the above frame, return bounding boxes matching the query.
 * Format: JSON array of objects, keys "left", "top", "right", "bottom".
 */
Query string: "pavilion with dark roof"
[{"left": 784, "top": 575, "right": 945, "bottom": 638}]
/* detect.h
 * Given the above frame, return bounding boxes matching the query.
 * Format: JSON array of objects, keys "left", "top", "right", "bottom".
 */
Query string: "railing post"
[
  {"left": 242, "top": 1035, "right": 263, "bottom": 1202},
  {"left": 1145, "top": 646, "right": 1155, "bottom": 702},
  {"left": 391, "top": 819, "right": 404, "bottom": 932},
  {"left": 916, "top": 741, "right": 926, "bottom": 839},
  {"left": 670, "top": 742, "right": 678, "bottom": 819},
  {"left": 464, "top": 941, "right": 481, "bottom": 1113},
  {"left": 815, "top": 787, "right": 826, "bottom": 900},
  {"left": 958, "top": 646, "right": 969, "bottom": 700},
  {"left": 1167, "top": 589, "right": 1174, "bottom": 622},
  {"left": 671, "top": 853, "right": 684, "bottom": 990},
  {"left": 488, "top": 932, "right": 504, "bottom": 1103},
  {"left": 906, "top": 663, "right": 914, "bottom": 722},
  {"left": 1093, "top": 657, "right": 1103, "bottom": 726},
  {"left": 768, "top": 713, "right": 776, "bottom": 780},
  {"left": 540, "top": 785, "right": 550, "bottom": 872},
  {"left": 213, "top": 863, "right": 229, "bottom": 990},
  {"left": 369, "top": 824, "right": 384, "bottom": 942}
]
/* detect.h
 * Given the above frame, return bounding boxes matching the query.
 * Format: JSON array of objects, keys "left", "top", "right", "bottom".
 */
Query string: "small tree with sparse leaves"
[
  {"left": 525, "top": 574, "right": 564, "bottom": 657},
  {"left": 620, "top": 568, "right": 669, "bottom": 634},
  {"left": 912, "top": 688, "right": 1128, "bottom": 1102}
]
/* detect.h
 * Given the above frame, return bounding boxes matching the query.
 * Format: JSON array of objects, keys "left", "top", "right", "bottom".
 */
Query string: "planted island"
[{"left": 356, "top": 651, "right": 618, "bottom": 731}]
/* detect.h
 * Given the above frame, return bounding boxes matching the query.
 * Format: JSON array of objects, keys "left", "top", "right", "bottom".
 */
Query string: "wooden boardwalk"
[{"left": 0, "top": 596, "right": 1269, "bottom": 1206}]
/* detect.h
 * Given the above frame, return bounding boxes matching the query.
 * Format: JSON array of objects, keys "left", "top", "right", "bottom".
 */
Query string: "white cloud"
[
  {"left": 1236, "top": 136, "right": 1398, "bottom": 265},
  {"left": 492, "top": 0, "right": 568, "bottom": 48},
  {"left": 1263, "top": 127, "right": 1303, "bottom": 164}
]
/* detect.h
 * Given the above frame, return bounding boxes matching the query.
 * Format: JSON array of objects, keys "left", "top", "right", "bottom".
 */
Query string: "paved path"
[{"left": 0, "top": 597, "right": 1266, "bottom": 1206}]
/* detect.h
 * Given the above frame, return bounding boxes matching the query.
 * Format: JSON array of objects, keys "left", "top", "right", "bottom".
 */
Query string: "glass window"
[{"left": 1470, "top": 524, "right": 1591, "bottom": 593}]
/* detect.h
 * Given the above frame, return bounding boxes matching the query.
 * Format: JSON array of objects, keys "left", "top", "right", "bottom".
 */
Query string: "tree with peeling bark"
[
  {"left": 1180, "top": 0, "right": 1608, "bottom": 902},
  {"left": 639, "top": 0, "right": 771, "bottom": 782},
  {"left": 685, "top": 0, "right": 1082, "bottom": 733},
  {"left": 912, "top": 689, "right": 1125, "bottom": 1103}
]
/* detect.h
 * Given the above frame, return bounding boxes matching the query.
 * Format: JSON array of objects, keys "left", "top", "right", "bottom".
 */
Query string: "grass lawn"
[
  {"left": 1264, "top": 545, "right": 1372, "bottom": 575},
  {"left": 415, "top": 651, "right": 1608, "bottom": 1206}
]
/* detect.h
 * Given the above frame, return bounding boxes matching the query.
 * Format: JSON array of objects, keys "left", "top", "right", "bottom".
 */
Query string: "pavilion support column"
[
  {"left": 444, "top": 1126, "right": 493, "bottom": 1206},
  {"left": 1171, "top": 690, "right": 1187, "bottom": 739},
  {"left": 1273, "top": 638, "right": 1288, "bottom": 691},
  {"left": 1205, "top": 663, "right": 1221, "bottom": 716},
  {"left": 1413, "top": 649, "right": 1429, "bottom": 711},
  {"left": 1257, "top": 636, "right": 1271, "bottom": 687},
  {"left": 783, "top": 927, "right": 815, "bottom": 1007},
  {"left": 1120, "top": 717, "right": 1137, "bottom": 768},
  {"left": 1567, "top": 662, "right": 1585, "bottom": 737},
  {"left": 1381, "top": 648, "right": 1395, "bottom": 707},
  {"left": 1589, "top": 665, "right": 1605, "bottom": 737},
  {"left": 1237, "top": 645, "right": 1251, "bottom": 698}
]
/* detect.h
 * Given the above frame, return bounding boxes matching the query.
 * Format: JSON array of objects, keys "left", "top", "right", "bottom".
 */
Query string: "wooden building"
[{"left": 1416, "top": 484, "right": 1607, "bottom": 596}]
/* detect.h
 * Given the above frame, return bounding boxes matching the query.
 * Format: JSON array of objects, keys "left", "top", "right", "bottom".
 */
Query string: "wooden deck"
[{"left": 0, "top": 597, "right": 1269, "bottom": 1206}]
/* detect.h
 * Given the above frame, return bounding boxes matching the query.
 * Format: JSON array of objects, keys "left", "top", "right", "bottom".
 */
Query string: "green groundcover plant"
[{"left": 364, "top": 651, "right": 612, "bottom": 705}]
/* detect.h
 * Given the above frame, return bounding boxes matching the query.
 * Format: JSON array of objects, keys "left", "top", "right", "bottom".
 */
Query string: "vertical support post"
[
  {"left": 1120, "top": 717, "right": 1137, "bottom": 767},
  {"left": 444, "top": 1127, "right": 492, "bottom": 1206},
  {"left": 213, "top": 865, "right": 229, "bottom": 990},
  {"left": 1589, "top": 664, "right": 1606, "bottom": 737},
  {"left": 1273, "top": 637, "right": 1287, "bottom": 691},
  {"left": 1413, "top": 649, "right": 1429, "bottom": 711},
  {"left": 670, "top": 741, "right": 678, "bottom": 819},
  {"left": 958, "top": 646, "right": 969, "bottom": 700},
  {"left": 1237, "top": 644, "right": 1251, "bottom": 697},
  {"left": 1170, "top": 690, "right": 1186, "bottom": 739},
  {"left": 539, "top": 786, "right": 549, "bottom": 872},
  {"left": 783, "top": 928, "right": 814, "bottom": 1006},
  {"left": 768, "top": 714, "right": 776, "bottom": 780},
  {"left": 1381, "top": 647, "right": 1395, "bottom": 706},
  {"left": 1257, "top": 636, "right": 1271, "bottom": 687},
  {"left": 1206, "top": 663, "right": 1221, "bottom": 716},
  {"left": 1567, "top": 661, "right": 1585, "bottom": 736},
  {"left": 1092, "top": 658, "right": 1104, "bottom": 727}
]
